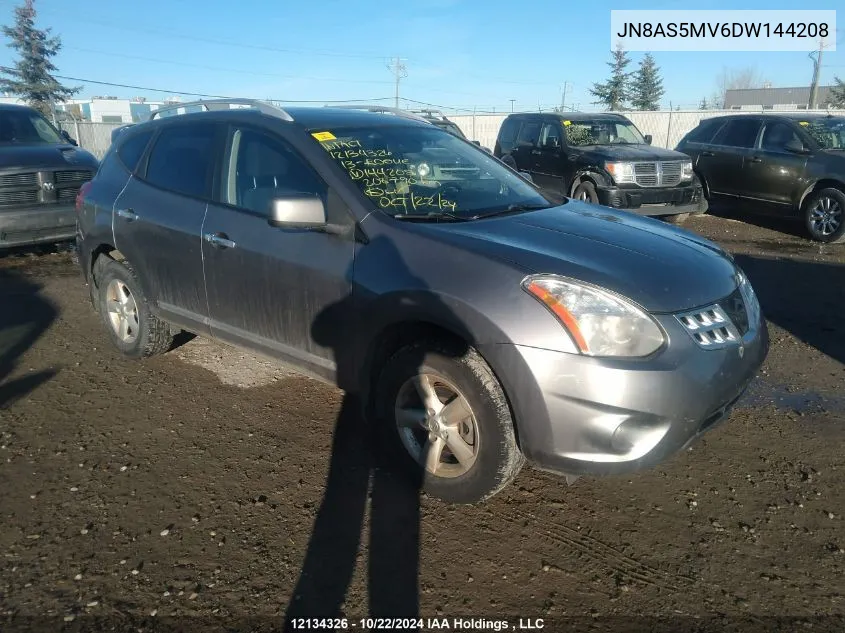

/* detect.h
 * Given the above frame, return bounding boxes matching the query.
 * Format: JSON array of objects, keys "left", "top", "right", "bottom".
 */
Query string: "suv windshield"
[
  {"left": 313, "top": 125, "right": 550, "bottom": 218},
  {"left": 564, "top": 118, "right": 646, "bottom": 146},
  {"left": 800, "top": 118, "right": 845, "bottom": 150},
  {"left": 0, "top": 109, "right": 64, "bottom": 144}
]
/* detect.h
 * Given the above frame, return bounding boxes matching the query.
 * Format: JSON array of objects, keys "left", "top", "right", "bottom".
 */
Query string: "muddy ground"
[{"left": 1, "top": 208, "right": 843, "bottom": 632}]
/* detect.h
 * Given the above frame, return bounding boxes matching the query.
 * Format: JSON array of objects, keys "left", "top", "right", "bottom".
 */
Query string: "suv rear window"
[
  {"left": 117, "top": 129, "right": 154, "bottom": 172},
  {"left": 144, "top": 123, "right": 216, "bottom": 199}
]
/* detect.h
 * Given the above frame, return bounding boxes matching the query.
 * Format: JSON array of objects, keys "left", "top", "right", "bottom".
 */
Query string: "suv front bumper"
[
  {"left": 479, "top": 307, "right": 768, "bottom": 477},
  {"left": 596, "top": 182, "right": 707, "bottom": 217},
  {"left": 0, "top": 203, "right": 77, "bottom": 248}
]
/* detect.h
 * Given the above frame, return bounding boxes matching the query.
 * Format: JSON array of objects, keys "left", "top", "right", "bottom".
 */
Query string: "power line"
[
  {"left": 63, "top": 46, "right": 394, "bottom": 85},
  {"left": 28, "top": 71, "right": 393, "bottom": 103}
]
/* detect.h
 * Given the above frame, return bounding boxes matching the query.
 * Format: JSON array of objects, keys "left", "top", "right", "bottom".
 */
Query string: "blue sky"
[{"left": 0, "top": 0, "right": 842, "bottom": 112}]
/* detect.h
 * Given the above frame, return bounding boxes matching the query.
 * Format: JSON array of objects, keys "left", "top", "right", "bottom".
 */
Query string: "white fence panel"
[{"left": 59, "top": 121, "right": 125, "bottom": 160}]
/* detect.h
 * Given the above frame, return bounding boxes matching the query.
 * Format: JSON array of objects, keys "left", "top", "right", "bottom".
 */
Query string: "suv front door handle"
[
  {"left": 700, "top": 151, "right": 715, "bottom": 157},
  {"left": 204, "top": 232, "right": 237, "bottom": 249},
  {"left": 748, "top": 156, "right": 763, "bottom": 163},
  {"left": 116, "top": 208, "right": 138, "bottom": 221}
]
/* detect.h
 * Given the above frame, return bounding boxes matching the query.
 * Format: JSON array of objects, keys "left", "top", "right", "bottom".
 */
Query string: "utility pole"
[
  {"left": 387, "top": 56, "right": 407, "bottom": 109},
  {"left": 509, "top": 99, "right": 515, "bottom": 112},
  {"left": 808, "top": 36, "right": 835, "bottom": 109},
  {"left": 560, "top": 82, "right": 568, "bottom": 111}
]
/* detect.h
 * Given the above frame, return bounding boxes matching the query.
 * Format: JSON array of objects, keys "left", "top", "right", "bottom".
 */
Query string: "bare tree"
[{"left": 711, "top": 67, "right": 767, "bottom": 109}]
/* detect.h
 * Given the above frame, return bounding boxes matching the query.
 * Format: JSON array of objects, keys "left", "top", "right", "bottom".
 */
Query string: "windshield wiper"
[
  {"left": 469, "top": 203, "right": 551, "bottom": 220},
  {"left": 392, "top": 211, "right": 468, "bottom": 222}
]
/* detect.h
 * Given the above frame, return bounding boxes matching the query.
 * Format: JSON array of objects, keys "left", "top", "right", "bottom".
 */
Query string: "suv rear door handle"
[
  {"left": 700, "top": 151, "right": 715, "bottom": 157},
  {"left": 116, "top": 208, "right": 138, "bottom": 221},
  {"left": 531, "top": 149, "right": 541, "bottom": 155},
  {"left": 204, "top": 232, "right": 237, "bottom": 249},
  {"left": 748, "top": 156, "right": 763, "bottom": 163}
]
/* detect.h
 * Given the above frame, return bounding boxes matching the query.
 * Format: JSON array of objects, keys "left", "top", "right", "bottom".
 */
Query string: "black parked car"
[
  {"left": 494, "top": 112, "right": 707, "bottom": 223},
  {"left": 0, "top": 104, "right": 98, "bottom": 249},
  {"left": 676, "top": 113, "right": 845, "bottom": 243}
]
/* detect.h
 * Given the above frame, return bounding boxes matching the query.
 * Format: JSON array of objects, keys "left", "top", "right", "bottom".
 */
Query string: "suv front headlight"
[
  {"left": 523, "top": 275, "right": 665, "bottom": 357},
  {"left": 680, "top": 160, "right": 693, "bottom": 182},
  {"left": 604, "top": 161, "right": 635, "bottom": 184}
]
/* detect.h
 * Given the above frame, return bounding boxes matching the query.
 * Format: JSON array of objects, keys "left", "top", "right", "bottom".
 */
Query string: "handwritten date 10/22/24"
[{"left": 368, "top": 188, "right": 458, "bottom": 213}]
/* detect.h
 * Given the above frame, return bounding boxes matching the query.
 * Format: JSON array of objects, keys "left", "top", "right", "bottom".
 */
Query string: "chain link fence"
[
  {"left": 448, "top": 109, "right": 836, "bottom": 152},
  {"left": 58, "top": 121, "right": 125, "bottom": 160}
]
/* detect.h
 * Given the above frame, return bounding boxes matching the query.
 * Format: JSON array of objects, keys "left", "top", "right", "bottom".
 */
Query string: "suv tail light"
[{"left": 76, "top": 181, "right": 93, "bottom": 214}]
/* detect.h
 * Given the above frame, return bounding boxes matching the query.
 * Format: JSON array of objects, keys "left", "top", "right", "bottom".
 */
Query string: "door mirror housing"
[
  {"left": 519, "top": 171, "right": 534, "bottom": 183},
  {"left": 60, "top": 129, "right": 78, "bottom": 146},
  {"left": 644, "top": 134, "right": 653, "bottom": 145},
  {"left": 268, "top": 195, "right": 327, "bottom": 229},
  {"left": 784, "top": 139, "right": 809, "bottom": 154}
]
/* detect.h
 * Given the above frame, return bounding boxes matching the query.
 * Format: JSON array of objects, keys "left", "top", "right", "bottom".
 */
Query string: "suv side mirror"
[
  {"left": 644, "top": 134, "right": 653, "bottom": 145},
  {"left": 268, "top": 195, "right": 327, "bottom": 229},
  {"left": 784, "top": 139, "right": 809, "bottom": 154},
  {"left": 542, "top": 138, "right": 560, "bottom": 150},
  {"left": 61, "top": 129, "right": 78, "bottom": 146},
  {"left": 519, "top": 171, "right": 534, "bottom": 183}
]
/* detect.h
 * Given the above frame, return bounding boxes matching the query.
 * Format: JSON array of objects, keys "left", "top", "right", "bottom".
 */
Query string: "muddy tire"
[
  {"left": 374, "top": 340, "right": 524, "bottom": 504},
  {"left": 97, "top": 258, "right": 173, "bottom": 359},
  {"left": 572, "top": 181, "right": 599, "bottom": 204},
  {"left": 803, "top": 187, "right": 845, "bottom": 244}
]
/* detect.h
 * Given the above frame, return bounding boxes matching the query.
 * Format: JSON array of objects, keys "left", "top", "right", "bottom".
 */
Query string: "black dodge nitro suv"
[{"left": 495, "top": 112, "right": 707, "bottom": 223}]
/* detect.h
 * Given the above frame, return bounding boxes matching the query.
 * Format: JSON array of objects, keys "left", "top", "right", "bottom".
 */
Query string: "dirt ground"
[{"left": 1, "top": 208, "right": 844, "bottom": 632}]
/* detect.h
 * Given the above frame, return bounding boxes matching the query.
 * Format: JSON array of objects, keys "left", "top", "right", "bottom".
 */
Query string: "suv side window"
[
  {"left": 516, "top": 121, "right": 541, "bottom": 147},
  {"left": 224, "top": 127, "right": 327, "bottom": 216},
  {"left": 539, "top": 122, "right": 562, "bottom": 149},
  {"left": 684, "top": 118, "right": 724, "bottom": 144},
  {"left": 498, "top": 118, "right": 519, "bottom": 151},
  {"left": 711, "top": 118, "right": 762, "bottom": 149},
  {"left": 117, "top": 129, "right": 154, "bottom": 173},
  {"left": 144, "top": 123, "right": 217, "bottom": 199},
  {"left": 760, "top": 121, "right": 800, "bottom": 152}
]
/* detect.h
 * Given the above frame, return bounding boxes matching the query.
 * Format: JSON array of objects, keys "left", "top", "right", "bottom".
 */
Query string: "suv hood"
[
  {"left": 575, "top": 144, "right": 690, "bottom": 162},
  {"left": 427, "top": 203, "right": 738, "bottom": 313},
  {"left": 0, "top": 144, "right": 98, "bottom": 171}
]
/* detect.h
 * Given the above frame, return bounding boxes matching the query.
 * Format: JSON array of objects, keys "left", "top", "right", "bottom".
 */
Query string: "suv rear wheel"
[
  {"left": 803, "top": 188, "right": 845, "bottom": 243},
  {"left": 374, "top": 340, "right": 524, "bottom": 504},
  {"left": 97, "top": 258, "right": 174, "bottom": 358}
]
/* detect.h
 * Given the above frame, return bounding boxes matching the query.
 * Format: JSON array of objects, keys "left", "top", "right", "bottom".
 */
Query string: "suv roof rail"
[
  {"left": 148, "top": 98, "right": 293, "bottom": 122},
  {"left": 410, "top": 108, "right": 447, "bottom": 119},
  {"left": 328, "top": 104, "right": 431, "bottom": 123}
]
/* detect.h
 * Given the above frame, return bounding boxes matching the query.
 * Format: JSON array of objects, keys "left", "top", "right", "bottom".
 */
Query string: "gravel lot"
[{"left": 1, "top": 208, "right": 844, "bottom": 632}]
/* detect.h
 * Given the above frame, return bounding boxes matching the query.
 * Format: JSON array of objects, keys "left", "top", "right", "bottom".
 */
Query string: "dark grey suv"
[{"left": 76, "top": 99, "right": 768, "bottom": 503}]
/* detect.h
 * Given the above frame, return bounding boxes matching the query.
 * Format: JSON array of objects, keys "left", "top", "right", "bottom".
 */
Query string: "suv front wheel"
[
  {"left": 374, "top": 340, "right": 524, "bottom": 504},
  {"left": 97, "top": 258, "right": 174, "bottom": 358},
  {"left": 803, "top": 187, "right": 845, "bottom": 243}
]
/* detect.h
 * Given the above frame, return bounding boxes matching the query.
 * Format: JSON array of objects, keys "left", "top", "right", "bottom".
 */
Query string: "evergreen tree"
[
  {"left": 831, "top": 76, "right": 845, "bottom": 108},
  {"left": 629, "top": 53, "right": 664, "bottom": 111},
  {"left": 0, "top": 0, "right": 80, "bottom": 118},
  {"left": 590, "top": 43, "right": 632, "bottom": 111}
]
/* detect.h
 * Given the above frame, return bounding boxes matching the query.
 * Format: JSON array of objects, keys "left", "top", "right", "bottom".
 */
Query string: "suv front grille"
[
  {"left": 632, "top": 161, "right": 683, "bottom": 187},
  {"left": 0, "top": 169, "right": 93, "bottom": 207},
  {"left": 0, "top": 172, "right": 38, "bottom": 188},
  {"left": 675, "top": 286, "right": 752, "bottom": 349}
]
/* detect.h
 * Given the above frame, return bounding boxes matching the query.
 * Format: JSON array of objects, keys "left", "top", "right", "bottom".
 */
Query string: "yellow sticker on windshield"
[
  {"left": 312, "top": 131, "right": 337, "bottom": 141},
  {"left": 563, "top": 120, "right": 572, "bottom": 126},
  {"left": 798, "top": 121, "right": 809, "bottom": 126}
]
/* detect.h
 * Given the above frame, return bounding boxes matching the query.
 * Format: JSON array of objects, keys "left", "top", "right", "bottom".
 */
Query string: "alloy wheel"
[
  {"left": 809, "top": 196, "right": 842, "bottom": 237},
  {"left": 394, "top": 373, "right": 479, "bottom": 478},
  {"left": 105, "top": 279, "right": 140, "bottom": 343}
]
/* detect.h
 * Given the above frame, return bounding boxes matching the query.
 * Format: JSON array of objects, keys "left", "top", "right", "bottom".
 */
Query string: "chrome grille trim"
[
  {"left": 675, "top": 304, "right": 741, "bottom": 349},
  {"left": 55, "top": 170, "right": 94, "bottom": 184},
  {"left": 632, "top": 161, "right": 684, "bottom": 187}
]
